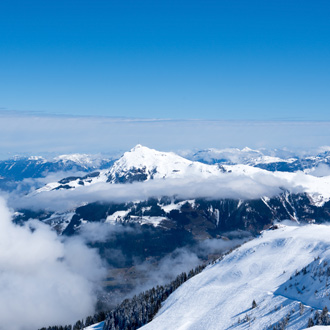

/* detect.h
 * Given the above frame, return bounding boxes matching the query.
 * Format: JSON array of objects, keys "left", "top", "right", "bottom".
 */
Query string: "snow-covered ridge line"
[
  {"left": 5, "top": 152, "right": 113, "bottom": 163},
  {"left": 187, "top": 146, "right": 297, "bottom": 165},
  {"left": 32, "top": 145, "right": 330, "bottom": 207}
]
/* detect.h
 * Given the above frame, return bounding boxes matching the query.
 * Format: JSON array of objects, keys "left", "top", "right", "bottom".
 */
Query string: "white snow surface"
[
  {"left": 28, "top": 155, "right": 46, "bottom": 161},
  {"left": 84, "top": 321, "right": 104, "bottom": 330},
  {"left": 105, "top": 210, "right": 130, "bottom": 223},
  {"left": 160, "top": 200, "right": 195, "bottom": 213},
  {"left": 54, "top": 153, "right": 108, "bottom": 166},
  {"left": 303, "top": 327, "right": 330, "bottom": 329},
  {"left": 140, "top": 224, "right": 330, "bottom": 330},
  {"left": 107, "top": 144, "right": 223, "bottom": 181},
  {"left": 105, "top": 209, "right": 168, "bottom": 227}
]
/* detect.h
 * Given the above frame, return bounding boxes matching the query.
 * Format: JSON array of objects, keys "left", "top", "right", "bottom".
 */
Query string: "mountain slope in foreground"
[{"left": 139, "top": 223, "right": 330, "bottom": 330}]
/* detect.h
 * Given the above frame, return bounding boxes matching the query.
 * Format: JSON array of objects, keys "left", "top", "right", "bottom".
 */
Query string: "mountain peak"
[
  {"left": 117, "top": 145, "right": 185, "bottom": 170},
  {"left": 107, "top": 145, "right": 223, "bottom": 183},
  {"left": 127, "top": 145, "right": 159, "bottom": 157},
  {"left": 130, "top": 144, "right": 144, "bottom": 151}
]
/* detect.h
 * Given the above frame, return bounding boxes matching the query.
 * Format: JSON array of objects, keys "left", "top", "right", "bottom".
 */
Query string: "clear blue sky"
[{"left": 1, "top": 0, "right": 330, "bottom": 120}]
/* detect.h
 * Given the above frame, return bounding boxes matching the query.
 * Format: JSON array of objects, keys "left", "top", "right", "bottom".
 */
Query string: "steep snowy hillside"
[{"left": 140, "top": 223, "right": 330, "bottom": 330}]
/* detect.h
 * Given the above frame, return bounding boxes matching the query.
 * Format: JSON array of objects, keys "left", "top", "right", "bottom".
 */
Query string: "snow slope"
[
  {"left": 84, "top": 321, "right": 104, "bottom": 330},
  {"left": 140, "top": 223, "right": 330, "bottom": 330}
]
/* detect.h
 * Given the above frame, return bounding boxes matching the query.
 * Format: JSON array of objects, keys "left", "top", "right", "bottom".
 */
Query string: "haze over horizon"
[{"left": 1, "top": 112, "right": 330, "bottom": 159}]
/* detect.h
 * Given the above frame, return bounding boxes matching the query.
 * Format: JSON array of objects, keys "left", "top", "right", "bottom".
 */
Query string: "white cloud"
[
  {"left": 8, "top": 169, "right": 310, "bottom": 213},
  {"left": 309, "top": 163, "right": 330, "bottom": 177},
  {"left": 0, "top": 197, "right": 107, "bottom": 330}
]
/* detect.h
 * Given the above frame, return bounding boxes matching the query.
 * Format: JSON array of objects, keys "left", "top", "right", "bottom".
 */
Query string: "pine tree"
[
  {"left": 322, "top": 306, "right": 330, "bottom": 325},
  {"left": 307, "top": 317, "right": 314, "bottom": 327},
  {"left": 314, "top": 310, "right": 322, "bottom": 325},
  {"left": 299, "top": 302, "right": 305, "bottom": 315}
]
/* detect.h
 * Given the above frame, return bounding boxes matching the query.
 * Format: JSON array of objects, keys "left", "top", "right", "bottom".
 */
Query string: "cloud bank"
[
  {"left": 0, "top": 197, "right": 107, "bottom": 330},
  {"left": 131, "top": 235, "right": 250, "bottom": 293},
  {"left": 9, "top": 170, "right": 308, "bottom": 212},
  {"left": 1, "top": 112, "right": 330, "bottom": 159},
  {"left": 78, "top": 221, "right": 251, "bottom": 307}
]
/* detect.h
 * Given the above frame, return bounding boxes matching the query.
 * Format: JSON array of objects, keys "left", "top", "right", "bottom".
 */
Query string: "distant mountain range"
[
  {"left": 2, "top": 145, "right": 330, "bottom": 185},
  {"left": 10, "top": 146, "right": 330, "bottom": 278},
  {"left": 187, "top": 146, "right": 330, "bottom": 173},
  {"left": 0, "top": 154, "right": 115, "bottom": 181},
  {"left": 11, "top": 145, "right": 330, "bottom": 235}
]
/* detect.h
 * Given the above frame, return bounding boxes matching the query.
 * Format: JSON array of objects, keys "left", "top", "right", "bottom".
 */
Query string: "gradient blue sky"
[{"left": 1, "top": 0, "right": 329, "bottom": 120}]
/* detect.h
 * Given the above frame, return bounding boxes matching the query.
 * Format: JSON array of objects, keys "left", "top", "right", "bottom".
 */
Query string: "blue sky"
[{"left": 1, "top": 0, "right": 330, "bottom": 120}]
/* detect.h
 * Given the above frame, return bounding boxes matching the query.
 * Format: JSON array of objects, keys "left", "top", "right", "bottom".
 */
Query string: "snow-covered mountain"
[
  {"left": 108, "top": 144, "right": 225, "bottom": 182},
  {"left": 33, "top": 145, "right": 330, "bottom": 209},
  {"left": 185, "top": 147, "right": 330, "bottom": 173},
  {"left": 139, "top": 223, "right": 330, "bottom": 330},
  {"left": 2, "top": 146, "right": 330, "bottom": 186},
  {"left": 14, "top": 144, "right": 330, "bottom": 239},
  {"left": 0, "top": 153, "right": 114, "bottom": 182},
  {"left": 35, "top": 145, "right": 226, "bottom": 192},
  {"left": 187, "top": 147, "right": 296, "bottom": 166}
]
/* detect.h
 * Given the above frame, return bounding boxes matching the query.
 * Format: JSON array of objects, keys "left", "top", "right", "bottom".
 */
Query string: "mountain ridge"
[
  {"left": 139, "top": 223, "right": 330, "bottom": 330},
  {"left": 31, "top": 145, "right": 330, "bottom": 210}
]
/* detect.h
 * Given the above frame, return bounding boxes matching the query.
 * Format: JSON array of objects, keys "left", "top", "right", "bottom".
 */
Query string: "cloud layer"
[
  {"left": 1, "top": 112, "right": 330, "bottom": 159},
  {"left": 0, "top": 197, "right": 107, "bottom": 330},
  {"left": 9, "top": 170, "right": 308, "bottom": 213}
]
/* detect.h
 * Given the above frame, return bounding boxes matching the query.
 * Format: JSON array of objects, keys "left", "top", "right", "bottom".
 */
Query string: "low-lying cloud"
[
  {"left": 79, "top": 222, "right": 136, "bottom": 243},
  {"left": 134, "top": 236, "right": 250, "bottom": 289},
  {"left": 0, "top": 197, "right": 107, "bottom": 330},
  {"left": 309, "top": 163, "right": 330, "bottom": 177},
  {"left": 8, "top": 170, "right": 309, "bottom": 213},
  {"left": 4, "top": 169, "right": 88, "bottom": 195},
  {"left": 103, "top": 231, "right": 251, "bottom": 306}
]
